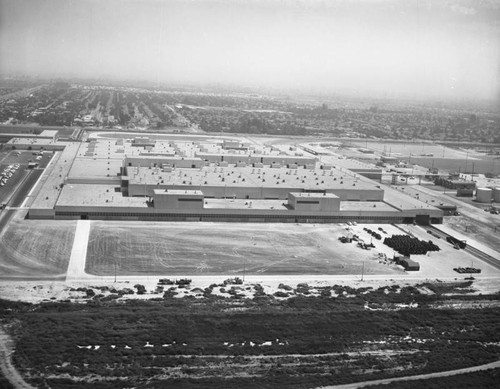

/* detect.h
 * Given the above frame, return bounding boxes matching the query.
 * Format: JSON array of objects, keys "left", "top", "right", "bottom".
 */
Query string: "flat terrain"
[
  {"left": 0, "top": 214, "right": 75, "bottom": 279},
  {"left": 85, "top": 221, "right": 500, "bottom": 279},
  {"left": 0, "top": 215, "right": 498, "bottom": 282},
  {"left": 86, "top": 222, "right": 405, "bottom": 276},
  {"left": 349, "top": 141, "right": 468, "bottom": 159},
  {"left": 90, "top": 131, "right": 234, "bottom": 143}
]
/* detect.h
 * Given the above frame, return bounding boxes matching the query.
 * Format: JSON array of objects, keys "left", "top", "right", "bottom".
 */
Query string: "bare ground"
[
  {"left": 85, "top": 221, "right": 406, "bottom": 276},
  {"left": 0, "top": 216, "right": 75, "bottom": 278}
]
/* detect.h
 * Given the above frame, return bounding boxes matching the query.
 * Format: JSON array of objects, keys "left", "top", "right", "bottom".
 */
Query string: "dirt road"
[
  {"left": 0, "top": 325, "right": 34, "bottom": 389},
  {"left": 318, "top": 359, "right": 500, "bottom": 389}
]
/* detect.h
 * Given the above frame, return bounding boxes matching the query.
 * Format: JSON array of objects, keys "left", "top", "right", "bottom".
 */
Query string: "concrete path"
[{"left": 66, "top": 220, "right": 91, "bottom": 282}]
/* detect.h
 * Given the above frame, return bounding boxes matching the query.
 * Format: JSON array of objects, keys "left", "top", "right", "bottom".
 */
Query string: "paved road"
[{"left": 8, "top": 169, "right": 43, "bottom": 208}]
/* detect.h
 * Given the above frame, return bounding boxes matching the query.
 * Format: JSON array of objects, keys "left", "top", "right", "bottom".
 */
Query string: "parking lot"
[
  {"left": 1, "top": 149, "right": 53, "bottom": 168},
  {"left": 0, "top": 150, "right": 53, "bottom": 206}
]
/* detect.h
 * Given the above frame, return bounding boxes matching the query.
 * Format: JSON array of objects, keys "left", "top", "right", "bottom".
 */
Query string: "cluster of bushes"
[
  {"left": 222, "top": 277, "right": 243, "bottom": 286},
  {"left": 158, "top": 278, "right": 192, "bottom": 286},
  {"left": 384, "top": 235, "right": 440, "bottom": 256},
  {"left": 70, "top": 286, "right": 135, "bottom": 299},
  {"left": 10, "top": 297, "right": 500, "bottom": 388}
]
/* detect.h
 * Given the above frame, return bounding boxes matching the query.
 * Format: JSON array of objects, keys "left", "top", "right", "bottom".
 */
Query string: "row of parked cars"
[{"left": 0, "top": 164, "right": 20, "bottom": 187}]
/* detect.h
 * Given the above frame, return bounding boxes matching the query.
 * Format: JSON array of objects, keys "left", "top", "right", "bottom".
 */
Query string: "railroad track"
[{"left": 427, "top": 226, "right": 500, "bottom": 271}]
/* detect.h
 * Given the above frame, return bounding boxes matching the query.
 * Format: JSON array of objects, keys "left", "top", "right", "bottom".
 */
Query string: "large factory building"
[{"left": 21, "top": 136, "right": 443, "bottom": 224}]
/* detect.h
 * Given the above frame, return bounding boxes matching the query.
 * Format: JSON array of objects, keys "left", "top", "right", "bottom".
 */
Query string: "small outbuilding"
[{"left": 398, "top": 256, "right": 420, "bottom": 271}]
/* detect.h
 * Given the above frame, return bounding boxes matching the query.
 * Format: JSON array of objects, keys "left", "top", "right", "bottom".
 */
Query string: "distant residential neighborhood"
[{"left": 1, "top": 79, "right": 499, "bottom": 143}]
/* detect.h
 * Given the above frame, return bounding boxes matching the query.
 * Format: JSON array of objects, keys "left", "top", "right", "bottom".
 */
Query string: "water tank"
[
  {"left": 476, "top": 187, "right": 493, "bottom": 203},
  {"left": 493, "top": 187, "right": 500, "bottom": 202}
]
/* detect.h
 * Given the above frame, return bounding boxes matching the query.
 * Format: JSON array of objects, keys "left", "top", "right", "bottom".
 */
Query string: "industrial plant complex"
[{"left": 3, "top": 133, "right": 450, "bottom": 224}]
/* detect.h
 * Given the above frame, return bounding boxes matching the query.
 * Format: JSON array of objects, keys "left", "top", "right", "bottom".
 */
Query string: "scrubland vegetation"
[{"left": 1, "top": 281, "right": 499, "bottom": 388}]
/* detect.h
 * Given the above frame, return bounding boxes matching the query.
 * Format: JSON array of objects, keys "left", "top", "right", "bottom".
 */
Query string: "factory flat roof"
[
  {"left": 127, "top": 165, "right": 381, "bottom": 192},
  {"left": 31, "top": 143, "right": 81, "bottom": 209},
  {"left": 204, "top": 198, "right": 288, "bottom": 210},
  {"left": 68, "top": 157, "right": 123, "bottom": 178},
  {"left": 57, "top": 184, "right": 147, "bottom": 207},
  {"left": 77, "top": 138, "right": 313, "bottom": 162},
  {"left": 195, "top": 151, "right": 314, "bottom": 160},
  {"left": 154, "top": 189, "right": 203, "bottom": 195},
  {"left": 8, "top": 137, "right": 56, "bottom": 145},
  {"left": 289, "top": 192, "right": 339, "bottom": 198},
  {"left": 340, "top": 201, "right": 398, "bottom": 212},
  {"left": 39, "top": 130, "right": 59, "bottom": 137},
  {"left": 392, "top": 186, "right": 457, "bottom": 209},
  {"left": 383, "top": 185, "right": 442, "bottom": 211}
]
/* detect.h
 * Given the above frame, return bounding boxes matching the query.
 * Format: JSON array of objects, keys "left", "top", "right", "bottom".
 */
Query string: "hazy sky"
[{"left": 1, "top": 0, "right": 499, "bottom": 100}]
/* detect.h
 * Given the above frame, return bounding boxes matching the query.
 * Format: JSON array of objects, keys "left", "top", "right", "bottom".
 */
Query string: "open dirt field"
[
  {"left": 0, "top": 214, "right": 497, "bottom": 282},
  {"left": 85, "top": 221, "right": 500, "bottom": 279},
  {"left": 349, "top": 141, "right": 468, "bottom": 159},
  {"left": 86, "top": 222, "right": 408, "bottom": 277},
  {"left": 0, "top": 215, "right": 75, "bottom": 279},
  {"left": 90, "top": 131, "right": 235, "bottom": 143}
]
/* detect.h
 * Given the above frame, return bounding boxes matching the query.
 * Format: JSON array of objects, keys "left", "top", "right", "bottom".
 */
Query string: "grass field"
[
  {"left": 0, "top": 216, "right": 75, "bottom": 278},
  {"left": 86, "top": 222, "right": 405, "bottom": 276}
]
